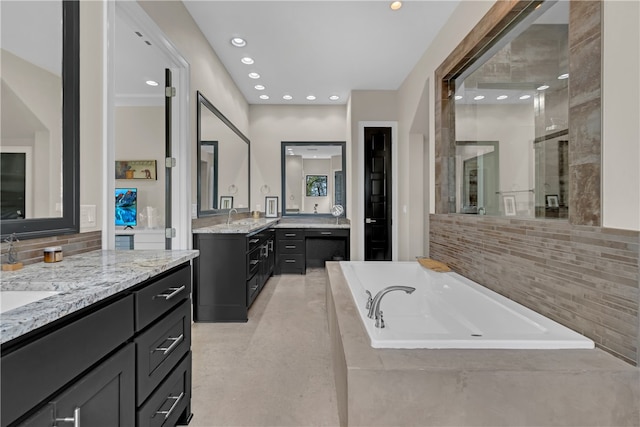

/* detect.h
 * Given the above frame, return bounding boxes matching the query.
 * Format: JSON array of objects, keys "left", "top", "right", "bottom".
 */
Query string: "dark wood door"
[{"left": 364, "top": 127, "right": 392, "bottom": 260}]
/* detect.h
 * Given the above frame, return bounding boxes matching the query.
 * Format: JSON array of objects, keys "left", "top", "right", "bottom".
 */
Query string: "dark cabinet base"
[{"left": 276, "top": 228, "right": 350, "bottom": 275}]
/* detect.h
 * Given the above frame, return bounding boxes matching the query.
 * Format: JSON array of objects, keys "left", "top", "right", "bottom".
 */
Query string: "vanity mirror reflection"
[
  {"left": 281, "top": 142, "right": 346, "bottom": 216},
  {"left": 196, "top": 91, "right": 250, "bottom": 216},
  {"left": 0, "top": 1, "right": 79, "bottom": 239}
]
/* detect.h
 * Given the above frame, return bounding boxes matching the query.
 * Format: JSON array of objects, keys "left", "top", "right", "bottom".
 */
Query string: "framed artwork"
[
  {"left": 546, "top": 194, "right": 559, "bottom": 208},
  {"left": 115, "top": 160, "right": 157, "bottom": 180},
  {"left": 306, "top": 175, "right": 328, "bottom": 197},
  {"left": 503, "top": 195, "right": 516, "bottom": 216},
  {"left": 220, "top": 196, "right": 233, "bottom": 209},
  {"left": 265, "top": 196, "right": 278, "bottom": 218}
]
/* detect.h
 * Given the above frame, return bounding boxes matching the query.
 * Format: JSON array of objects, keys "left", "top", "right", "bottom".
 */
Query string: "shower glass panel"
[{"left": 452, "top": 0, "right": 568, "bottom": 219}]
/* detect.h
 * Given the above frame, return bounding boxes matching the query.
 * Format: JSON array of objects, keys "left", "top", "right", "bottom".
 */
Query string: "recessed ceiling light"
[
  {"left": 259, "top": 95, "right": 269, "bottom": 100},
  {"left": 557, "top": 73, "right": 569, "bottom": 80},
  {"left": 248, "top": 72, "right": 260, "bottom": 79},
  {"left": 241, "top": 57, "right": 254, "bottom": 65},
  {"left": 231, "top": 37, "right": 246, "bottom": 47},
  {"left": 283, "top": 95, "right": 293, "bottom": 100},
  {"left": 454, "top": 95, "right": 463, "bottom": 100},
  {"left": 519, "top": 94, "right": 531, "bottom": 100},
  {"left": 306, "top": 95, "right": 316, "bottom": 101},
  {"left": 473, "top": 95, "right": 485, "bottom": 100},
  {"left": 329, "top": 95, "right": 340, "bottom": 101},
  {"left": 254, "top": 84, "right": 265, "bottom": 90},
  {"left": 145, "top": 80, "right": 159, "bottom": 86},
  {"left": 537, "top": 85, "right": 550, "bottom": 90},
  {"left": 390, "top": 1, "right": 402, "bottom": 11},
  {"left": 496, "top": 95, "right": 508, "bottom": 100}
]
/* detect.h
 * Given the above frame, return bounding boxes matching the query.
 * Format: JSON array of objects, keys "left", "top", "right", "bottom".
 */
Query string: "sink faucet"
[
  {"left": 367, "top": 286, "right": 416, "bottom": 328},
  {"left": 227, "top": 208, "right": 238, "bottom": 226}
]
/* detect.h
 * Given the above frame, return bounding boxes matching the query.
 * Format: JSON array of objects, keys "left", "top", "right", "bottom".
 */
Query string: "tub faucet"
[
  {"left": 367, "top": 286, "right": 416, "bottom": 328},
  {"left": 227, "top": 208, "right": 238, "bottom": 226}
]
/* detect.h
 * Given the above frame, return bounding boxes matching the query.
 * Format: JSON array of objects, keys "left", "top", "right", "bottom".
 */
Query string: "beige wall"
[
  {"left": 79, "top": 1, "right": 103, "bottom": 233},
  {"left": 248, "top": 105, "right": 347, "bottom": 214},
  {"left": 115, "top": 106, "right": 165, "bottom": 228}
]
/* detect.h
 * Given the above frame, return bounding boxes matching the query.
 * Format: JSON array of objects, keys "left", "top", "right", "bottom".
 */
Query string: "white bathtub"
[{"left": 339, "top": 261, "right": 595, "bottom": 349}]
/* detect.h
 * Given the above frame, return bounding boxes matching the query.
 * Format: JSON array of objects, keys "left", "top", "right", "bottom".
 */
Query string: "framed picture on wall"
[
  {"left": 546, "top": 194, "right": 559, "bottom": 208},
  {"left": 503, "top": 195, "right": 516, "bottom": 216},
  {"left": 220, "top": 196, "right": 233, "bottom": 209},
  {"left": 115, "top": 160, "right": 157, "bottom": 180},
  {"left": 265, "top": 196, "right": 278, "bottom": 218}
]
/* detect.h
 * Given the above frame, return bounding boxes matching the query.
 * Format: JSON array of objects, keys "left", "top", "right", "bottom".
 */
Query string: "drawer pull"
[
  {"left": 320, "top": 231, "right": 332, "bottom": 235},
  {"left": 285, "top": 245, "right": 296, "bottom": 249},
  {"left": 268, "top": 240, "right": 274, "bottom": 251},
  {"left": 154, "top": 334, "right": 184, "bottom": 355},
  {"left": 250, "top": 260, "right": 260, "bottom": 266},
  {"left": 285, "top": 233, "right": 296, "bottom": 237},
  {"left": 155, "top": 392, "right": 185, "bottom": 420},
  {"left": 154, "top": 285, "right": 186, "bottom": 300},
  {"left": 56, "top": 407, "right": 81, "bottom": 427},
  {"left": 249, "top": 238, "right": 260, "bottom": 244},
  {"left": 285, "top": 259, "right": 297, "bottom": 263}
]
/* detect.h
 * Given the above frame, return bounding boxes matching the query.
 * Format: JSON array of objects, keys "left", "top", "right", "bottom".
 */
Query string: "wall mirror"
[
  {"left": 0, "top": 1, "right": 79, "bottom": 239},
  {"left": 197, "top": 91, "right": 250, "bottom": 216},
  {"left": 281, "top": 142, "right": 346, "bottom": 216},
  {"left": 451, "top": 0, "right": 568, "bottom": 219}
]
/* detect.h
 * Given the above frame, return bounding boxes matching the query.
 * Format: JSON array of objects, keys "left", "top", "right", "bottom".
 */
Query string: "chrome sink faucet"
[
  {"left": 227, "top": 208, "right": 238, "bottom": 226},
  {"left": 367, "top": 286, "right": 416, "bottom": 328}
]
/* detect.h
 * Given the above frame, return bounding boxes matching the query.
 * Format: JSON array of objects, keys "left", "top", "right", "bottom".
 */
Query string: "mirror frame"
[
  {"left": 0, "top": 1, "right": 80, "bottom": 240},
  {"left": 196, "top": 91, "right": 250, "bottom": 217},
  {"left": 280, "top": 141, "right": 346, "bottom": 217}
]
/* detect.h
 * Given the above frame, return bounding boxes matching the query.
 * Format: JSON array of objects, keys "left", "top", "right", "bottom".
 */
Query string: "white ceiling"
[{"left": 116, "top": 1, "right": 460, "bottom": 106}]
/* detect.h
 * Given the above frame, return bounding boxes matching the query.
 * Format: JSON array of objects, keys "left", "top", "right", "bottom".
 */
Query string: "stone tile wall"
[
  {"left": 1, "top": 231, "right": 102, "bottom": 266},
  {"left": 430, "top": 214, "right": 639, "bottom": 365}
]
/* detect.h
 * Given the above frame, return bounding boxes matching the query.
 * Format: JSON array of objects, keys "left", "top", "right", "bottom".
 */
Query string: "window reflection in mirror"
[
  {"left": 1, "top": 1, "right": 63, "bottom": 220},
  {"left": 1, "top": 0, "right": 79, "bottom": 239},
  {"left": 453, "top": 1, "right": 568, "bottom": 219},
  {"left": 196, "top": 91, "right": 249, "bottom": 216},
  {"left": 281, "top": 142, "right": 346, "bottom": 215}
]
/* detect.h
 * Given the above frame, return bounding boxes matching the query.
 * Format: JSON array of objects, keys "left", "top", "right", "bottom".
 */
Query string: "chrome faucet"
[
  {"left": 227, "top": 208, "right": 238, "bottom": 226},
  {"left": 367, "top": 286, "right": 416, "bottom": 328}
]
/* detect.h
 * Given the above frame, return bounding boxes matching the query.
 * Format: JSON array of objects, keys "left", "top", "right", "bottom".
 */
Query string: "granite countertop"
[
  {"left": 0, "top": 249, "right": 199, "bottom": 345},
  {"left": 272, "top": 221, "right": 350, "bottom": 229},
  {"left": 192, "top": 218, "right": 280, "bottom": 234}
]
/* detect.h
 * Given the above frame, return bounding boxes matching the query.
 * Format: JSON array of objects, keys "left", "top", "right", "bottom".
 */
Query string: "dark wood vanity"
[{"left": 192, "top": 222, "right": 350, "bottom": 322}]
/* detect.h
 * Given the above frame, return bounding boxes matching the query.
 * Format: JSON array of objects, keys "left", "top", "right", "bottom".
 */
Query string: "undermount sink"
[{"left": 0, "top": 291, "right": 60, "bottom": 314}]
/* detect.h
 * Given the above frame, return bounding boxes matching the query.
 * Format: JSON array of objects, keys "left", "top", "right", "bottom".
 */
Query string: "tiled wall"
[
  {"left": 1, "top": 231, "right": 102, "bottom": 267},
  {"left": 430, "top": 214, "right": 639, "bottom": 365}
]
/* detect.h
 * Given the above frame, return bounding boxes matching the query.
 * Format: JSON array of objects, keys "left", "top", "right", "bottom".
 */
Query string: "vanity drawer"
[
  {"left": 279, "top": 254, "right": 305, "bottom": 274},
  {"left": 135, "top": 299, "right": 191, "bottom": 405},
  {"left": 278, "top": 239, "right": 304, "bottom": 254},
  {"left": 137, "top": 352, "right": 191, "bottom": 427},
  {"left": 305, "top": 229, "right": 349, "bottom": 238},
  {"left": 277, "top": 229, "right": 303, "bottom": 240},
  {"left": 134, "top": 264, "right": 191, "bottom": 332}
]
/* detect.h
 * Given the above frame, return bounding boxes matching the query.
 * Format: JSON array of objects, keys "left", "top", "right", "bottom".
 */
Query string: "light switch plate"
[{"left": 81, "top": 205, "right": 96, "bottom": 227}]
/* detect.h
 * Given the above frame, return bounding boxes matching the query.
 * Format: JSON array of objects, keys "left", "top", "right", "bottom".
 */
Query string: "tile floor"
[{"left": 189, "top": 269, "right": 340, "bottom": 426}]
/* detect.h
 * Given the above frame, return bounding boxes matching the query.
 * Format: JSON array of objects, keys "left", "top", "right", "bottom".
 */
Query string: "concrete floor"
[{"left": 189, "top": 269, "right": 340, "bottom": 426}]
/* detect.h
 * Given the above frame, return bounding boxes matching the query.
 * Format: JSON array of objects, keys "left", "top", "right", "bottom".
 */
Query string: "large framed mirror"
[
  {"left": 196, "top": 91, "right": 250, "bottom": 216},
  {"left": 281, "top": 142, "right": 346, "bottom": 216},
  {"left": 0, "top": 1, "right": 80, "bottom": 240}
]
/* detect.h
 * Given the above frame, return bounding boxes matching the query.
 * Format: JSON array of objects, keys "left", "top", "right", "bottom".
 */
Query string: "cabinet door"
[{"left": 19, "top": 344, "right": 135, "bottom": 427}]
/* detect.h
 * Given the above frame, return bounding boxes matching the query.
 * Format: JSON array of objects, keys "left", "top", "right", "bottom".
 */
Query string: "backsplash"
[
  {"left": 1, "top": 231, "right": 102, "bottom": 267},
  {"left": 430, "top": 214, "right": 639, "bottom": 366}
]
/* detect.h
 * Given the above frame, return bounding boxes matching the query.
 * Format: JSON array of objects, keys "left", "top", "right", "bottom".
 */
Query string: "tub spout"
[{"left": 367, "top": 286, "right": 416, "bottom": 328}]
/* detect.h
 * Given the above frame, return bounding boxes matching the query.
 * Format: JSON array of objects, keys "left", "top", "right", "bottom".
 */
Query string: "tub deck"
[{"left": 326, "top": 262, "right": 640, "bottom": 426}]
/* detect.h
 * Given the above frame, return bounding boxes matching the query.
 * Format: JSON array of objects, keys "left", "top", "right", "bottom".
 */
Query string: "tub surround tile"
[
  {"left": 0, "top": 249, "right": 199, "bottom": 344},
  {"left": 326, "top": 262, "right": 640, "bottom": 426},
  {"left": 430, "top": 214, "right": 639, "bottom": 365}
]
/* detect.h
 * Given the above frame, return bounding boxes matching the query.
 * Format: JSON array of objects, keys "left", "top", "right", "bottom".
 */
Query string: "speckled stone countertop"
[
  {"left": 192, "top": 218, "right": 279, "bottom": 234},
  {"left": 0, "top": 249, "right": 199, "bottom": 345},
  {"left": 193, "top": 217, "right": 350, "bottom": 234}
]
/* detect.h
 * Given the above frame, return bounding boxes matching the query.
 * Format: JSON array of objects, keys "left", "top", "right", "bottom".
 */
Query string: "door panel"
[
  {"left": 164, "top": 68, "right": 172, "bottom": 249},
  {"left": 364, "top": 127, "right": 392, "bottom": 261}
]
